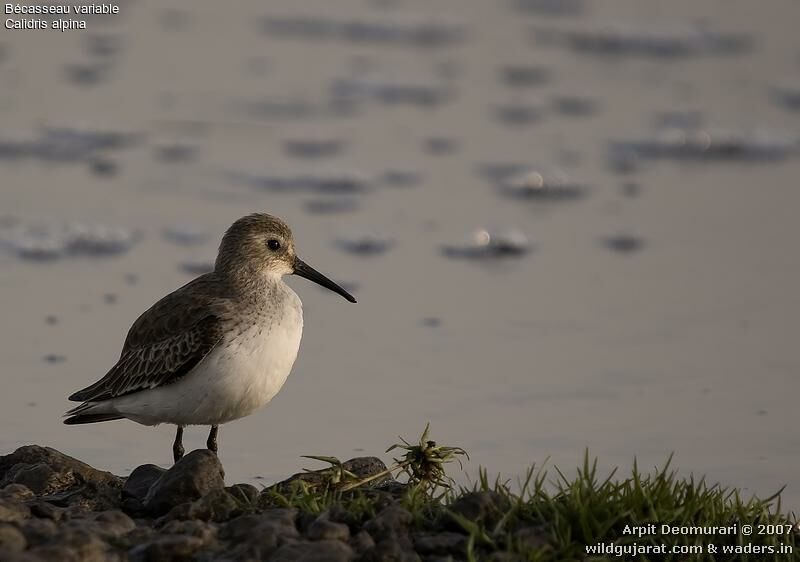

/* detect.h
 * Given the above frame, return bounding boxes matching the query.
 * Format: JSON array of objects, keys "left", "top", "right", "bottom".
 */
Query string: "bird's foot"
[
  {"left": 173, "top": 426, "right": 185, "bottom": 463},
  {"left": 206, "top": 425, "right": 219, "bottom": 454}
]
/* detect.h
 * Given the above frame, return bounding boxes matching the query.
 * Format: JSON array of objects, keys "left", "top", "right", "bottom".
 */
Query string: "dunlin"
[{"left": 65, "top": 213, "right": 356, "bottom": 462}]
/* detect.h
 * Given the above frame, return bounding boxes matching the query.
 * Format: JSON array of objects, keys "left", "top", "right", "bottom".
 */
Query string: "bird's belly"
[{"left": 116, "top": 313, "right": 303, "bottom": 426}]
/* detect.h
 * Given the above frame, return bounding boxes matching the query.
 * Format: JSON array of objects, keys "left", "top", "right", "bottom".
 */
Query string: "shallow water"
[{"left": 2, "top": 0, "right": 800, "bottom": 507}]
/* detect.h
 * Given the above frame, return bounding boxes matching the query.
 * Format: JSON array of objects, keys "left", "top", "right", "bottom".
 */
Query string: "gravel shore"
[{"left": 0, "top": 445, "right": 524, "bottom": 561}]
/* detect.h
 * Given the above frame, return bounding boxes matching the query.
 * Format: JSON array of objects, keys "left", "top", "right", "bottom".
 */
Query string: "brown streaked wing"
[{"left": 68, "top": 275, "right": 227, "bottom": 402}]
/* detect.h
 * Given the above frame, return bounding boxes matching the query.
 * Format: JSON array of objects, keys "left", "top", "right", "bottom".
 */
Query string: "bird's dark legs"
[
  {"left": 173, "top": 426, "right": 185, "bottom": 463},
  {"left": 207, "top": 425, "right": 219, "bottom": 454}
]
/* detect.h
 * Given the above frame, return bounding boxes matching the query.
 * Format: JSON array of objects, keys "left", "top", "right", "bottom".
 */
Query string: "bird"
[{"left": 64, "top": 213, "right": 356, "bottom": 462}]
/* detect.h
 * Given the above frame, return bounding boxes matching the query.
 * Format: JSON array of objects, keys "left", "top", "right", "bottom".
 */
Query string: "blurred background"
[{"left": 2, "top": 0, "right": 799, "bottom": 506}]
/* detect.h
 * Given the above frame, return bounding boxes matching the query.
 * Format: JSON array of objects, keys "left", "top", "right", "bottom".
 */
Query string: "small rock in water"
[
  {"left": 551, "top": 94, "right": 599, "bottom": 117},
  {"left": 620, "top": 182, "right": 642, "bottom": 198},
  {"left": 381, "top": 169, "right": 423, "bottom": 188},
  {"left": 514, "top": 0, "right": 585, "bottom": 16},
  {"left": 43, "top": 354, "right": 66, "bottom": 364},
  {"left": 610, "top": 128, "right": 797, "bottom": 163},
  {"left": 493, "top": 103, "right": 544, "bottom": 127},
  {"left": 498, "top": 65, "right": 551, "bottom": 88},
  {"left": 153, "top": 142, "right": 199, "bottom": 163},
  {"left": 163, "top": 224, "right": 209, "bottom": 246},
  {"left": 332, "top": 75, "right": 452, "bottom": 108},
  {"left": 443, "top": 228, "right": 531, "bottom": 259},
  {"left": 88, "top": 156, "right": 119, "bottom": 177},
  {"left": 499, "top": 168, "right": 587, "bottom": 201},
  {"left": 260, "top": 15, "right": 465, "bottom": 48},
  {"left": 84, "top": 33, "right": 123, "bottom": 58},
  {"left": 230, "top": 170, "right": 372, "bottom": 194},
  {"left": 65, "top": 223, "right": 139, "bottom": 256},
  {"left": 283, "top": 138, "right": 346, "bottom": 159},
  {"left": 304, "top": 196, "right": 361, "bottom": 215},
  {"left": 336, "top": 234, "right": 393, "bottom": 256},
  {"left": 771, "top": 83, "right": 800, "bottom": 112},
  {"left": 421, "top": 317, "right": 442, "bottom": 328},
  {"left": 424, "top": 136, "right": 458, "bottom": 156},
  {"left": 601, "top": 234, "right": 644, "bottom": 254},
  {"left": 64, "top": 61, "right": 111, "bottom": 86},
  {"left": 537, "top": 23, "right": 752, "bottom": 58}
]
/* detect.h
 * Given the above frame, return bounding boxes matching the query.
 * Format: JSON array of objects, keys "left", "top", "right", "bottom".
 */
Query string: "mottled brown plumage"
[{"left": 64, "top": 213, "right": 355, "bottom": 462}]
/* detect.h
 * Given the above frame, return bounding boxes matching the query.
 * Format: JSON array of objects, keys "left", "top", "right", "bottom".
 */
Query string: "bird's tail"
[{"left": 63, "top": 401, "right": 123, "bottom": 425}]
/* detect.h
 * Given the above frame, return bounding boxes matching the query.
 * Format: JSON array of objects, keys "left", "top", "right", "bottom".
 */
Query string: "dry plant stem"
[{"left": 338, "top": 461, "right": 406, "bottom": 492}]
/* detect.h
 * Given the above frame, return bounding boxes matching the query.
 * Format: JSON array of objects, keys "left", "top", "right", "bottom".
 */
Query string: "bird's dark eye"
[{"left": 267, "top": 239, "right": 281, "bottom": 251}]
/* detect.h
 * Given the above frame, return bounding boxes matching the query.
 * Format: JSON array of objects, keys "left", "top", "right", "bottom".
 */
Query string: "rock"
[
  {"left": 349, "top": 530, "right": 375, "bottom": 554},
  {"left": 0, "top": 484, "right": 34, "bottom": 502},
  {"left": 0, "top": 446, "right": 122, "bottom": 511},
  {"left": 487, "top": 552, "right": 526, "bottom": 562},
  {"left": 361, "top": 538, "right": 421, "bottom": 562},
  {"left": 513, "top": 525, "right": 549, "bottom": 551},
  {"left": 220, "top": 509, "right": 299, "bottom": 542},
  {"left": 159, "top": 519, "right": 217, "bottom": 546},
  {"left": 447, "top": 491, "right": 509, "bottom": 528},
  {"left": 50, "top": 527, "right": 113, "bottom": 562},
  {"left": 0, "top": 499, "right": 30, "bottom": 523},
  {"left": 307, "top": 517, "right": 350, "bottom": 541},
  {"left": 226, "top": 483, "right": 258, "bottom": 505},
  {"left": 143, "top": 450, "right": 225, "bottom": 516},
  {"left": 269, "top": 457, "right": 392, "bottom": 495},
  {"left": 219, "top": 510, "right": 299, "bottom": 558},
  {"left": 364, "top": 505, "right": 412, "bottom": 541},
  {"left": 413, "top": 532, "right": 467, "bottom": 555},
  {"left": 27, "top": 500, "right": 63, "bottom": 520},
  {"left": 185, "top": 488, "right": 241, "bottom": 522},
  {"left": 0, "top": 523, "right": 27, "bottom": 553},
  {"left": 268, "top": 539, "right": 354, "bottom": 562},
  {"left": 128, "top": 534, "right": 204, "bottom": 562},
  {"left": 19, "top": 517, "right": 59, "bottom": 545},
  {"left": 92, "top": 510, "right": 136, "bottom": 538},
  {"left": 123, "top": 464, "right": 166, "bottom": 502}
]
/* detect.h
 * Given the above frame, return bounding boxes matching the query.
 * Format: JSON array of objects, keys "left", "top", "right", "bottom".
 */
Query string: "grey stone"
[
  {"left": 20, "top": 517, "right": 59, "bottom": 545},
  {"left": 186, "top": 488, "right": 240, "bottom": 522},
  {"left": 0, "top": 499, "right": 30, "bottom": 523},
  {"left": 268, "top": 539, "right": 354, "bottom": 562},
  {"left": 0, "top": 484, "right": 34, "bottom": 502},
  {"left": 226, "top": 483, "right": 259, "bottom": 505},
  {"left": 0, "top": 523, "right": 27, "bottom": 553},
  {"left": 93, "top": 510, "right": 136, "bottom": 538},
  {"left": 0, "top": 446, "right": 121, "bottom": 495},
  {"left": 27, "top": 500, "right": 63, "bottom": 520},
  {"left": 413, "top": 532, "right": 467, "bottom": 555},
  {"left": 447, "top": 491, "right": 509, "bottom": 527},
  {"left": 361, "top": 538, "right": 421, "bottom": 562},
  {"left": 364, "top": 505, "right": 412, "bottom": 541},
  {"left": 159, "top": 519, "right": 217, "bottom": 545},
  {"left": 128, "top": 534, "right": 204, "bottom": 561},
  {"left": 123, "top": 464, "right": 166, "bottom": 502},
  {"left": 220, "top": 509, "right": 299, "bottom": 542},
  {"left": 349, "top": 530, "right": 375, "bottom": 554},
  {"left": 51, "top": 528, "right": 113, "bottom": 562},
  {"left": 512, "top": 526, "right": 548, "bottom": 551},
  {"left": 143, "top": 450, "right": 225, "bottom": 516},
  {"left": 307, "top": 518, "right": 350, "bottom": 541}
]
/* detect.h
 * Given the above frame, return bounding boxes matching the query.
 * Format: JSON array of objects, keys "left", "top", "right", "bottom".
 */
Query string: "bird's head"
[{"left": 216, "top": 213, "right": 356, "bottom": 303}]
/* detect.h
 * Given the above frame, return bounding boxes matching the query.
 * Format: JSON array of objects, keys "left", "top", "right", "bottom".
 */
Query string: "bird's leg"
[
  {"left": 173, "top": 426, "right": 185, "bottom": 463},
  {"left": 207, "top": 425, "right": 219, "bottom": 454}
]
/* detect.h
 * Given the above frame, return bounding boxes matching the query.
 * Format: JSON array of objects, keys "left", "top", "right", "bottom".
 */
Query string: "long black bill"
[{"left": 293, "top": 257, "right": 357, "bottom": 303}]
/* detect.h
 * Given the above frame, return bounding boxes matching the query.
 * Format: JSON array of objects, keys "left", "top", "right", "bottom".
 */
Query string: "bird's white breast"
[{"left": 113, "top": 284, "right": 304, "bottom": 426}]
